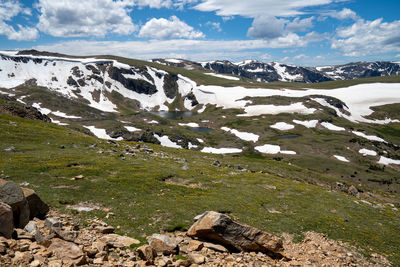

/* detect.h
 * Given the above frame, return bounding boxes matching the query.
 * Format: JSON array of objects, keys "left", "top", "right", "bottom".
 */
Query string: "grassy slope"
[{"left": 1, "top": 113, "right": 399, "bottom": 264}]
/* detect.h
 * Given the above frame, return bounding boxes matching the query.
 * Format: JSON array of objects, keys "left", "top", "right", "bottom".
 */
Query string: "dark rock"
[
  {"left": 0, "top": 95, "right": 51, "bottom": 122},
  {"left": 0, "top": 202, "right": 14, "bottom": 238},
  {"left": 187, "top": 211, "right": 284, "bottom": 258},
  {"left": 163, "top": 73, "right": 179, "bottom": 99},
  {"left": 22, "top": 188, "right": 49, "bottom": 219},
  {"left": 108, "top": 66, "right": 157, "bottom": 95},
  {"left": 0, "top": 179, "right": 30, "bottom": 228}
]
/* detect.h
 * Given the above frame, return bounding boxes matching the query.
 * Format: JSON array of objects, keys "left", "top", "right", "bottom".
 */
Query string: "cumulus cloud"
[
  {"left": 134, "top": 0, "right": 173, "bottom": 9},
  {"left": 286, "top": 17, "right": 314, "bottom": 32},
  {"left": 138, "top": 16, "right": 204, "bottom": 39},
  {"left": 247, "top": 16, "right": 286, "bottom": 39},
  {"left": 36, "top": 0, "right": 137, "bottom": 37},
  {"left": 331, "top": 18, "right": 400, "bottom": 56},
  {"left": 329, "top": 8, "right": 358, "bottom": 20},
  {"left": 0, "top": 0, "right": 38, "bottom": 41}
]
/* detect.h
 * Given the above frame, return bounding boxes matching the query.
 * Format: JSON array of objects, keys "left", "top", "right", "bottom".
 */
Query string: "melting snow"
[
  {"left": 321, "top": 122, "right": 346, "bottom": 131},
  {"left": 32, "top": 103, "right": 52, "bottom": 115},
  {"left": 270, "top": 122, "right": 295, "bottom": 131},
  {"left": 154, "top": 134, "right": 182, "bottom": 149},
  {"left": 147, "top": 120, "right": 159, "bottom": 124},
  {"left": 238, "top": 103, "right": 316, "bottom": 117},
  {"left": 334, "top": 155, "right": 350, "bottom": 162},
  {"left": 84, "top": 126, "right": 122, "bottom": 140},
  {"left": 197, "top": 138, "right": 204, "bottom": 143},
  {"left": 52, "top": 111, "right": 81, "bottom": 119},
  {"left": 51, "top": 119, "right": 68, "bottom": 126},
  {"left": 188, "top": 142, "right": 198, "bottom": 149},
  {"left": 378, "top": 156, "right": 400, "bottom": 165},
  {"left": 352, "top": 131, "right": 386, "bottom": 143},
  {"left": 293, "top": 119, "right": 318, "bottom": 128},
  {"left": 178, "top": 122, "right": 200, "bottom": 128},
  {"left": 221, "top": 127, "right": 259, "bottom": 142},
  {"left": 359, "top": 148, "right": 377, "bottom": 156},
  {"left": 201, "top": 147, "right": 243, "bottom": 154},
  {"left": 255, "top": 144, "right": 296, "bottom": 155},
  {"left": 124, "top": 126, "right": 141, "bottom": 132},
  {"left": 165, "top": 59, "right": 182, "bottom": 64},
  {"left": 204, "top": 73, "right": 240, "bottom": 81}
]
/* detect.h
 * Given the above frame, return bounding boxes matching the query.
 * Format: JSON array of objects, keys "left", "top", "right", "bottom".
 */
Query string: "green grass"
[{"left": 1, "top": 113, "right": 400, "bottom": 264}]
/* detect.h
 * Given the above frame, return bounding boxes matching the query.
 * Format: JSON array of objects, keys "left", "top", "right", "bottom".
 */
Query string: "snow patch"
[
  {"left": 270, "top": 122, "right": 295, "bottom": 131},
  {"left": 204, "top": 73, "right": 240, "bottom": 81},
  {"left": 352, "top": 131, "right": 386, "bottom": 143},
  {"left": 255, "top": 144, "right": 296, "bottom": 155},
  {"left": 32, "top": 103, "right": 51, "bottom": 115},
  {"left": 378, "top": 156, "right": 400, "bottom": 165},
  {"left": 124, "top": 126, "right": 141, "bottom": 132},
  {"left": 333, "top": 155, "right": 350, "bottom": 162},
  {"left": 84, "top": 126, "right": 122, "bottom": 140},
  {"left": 52, "top": 111, "right": 81, "bottom": 119},
  {"left": 221, "top": 127, "right": 259, "bottom": 142},
  {"left": 321, "top": 122, "right": 346, "bottom": 131},
  {"left": 201, "top": 147, "right": 243, "bottom": 154},
  {"left": 359, "top": 148, "right": 377, "bottom": 156},
  {"left": 154, "top": 134, "right": 182, "bottom": 149},
  {"left": 179, "top": 122, "right": 200, "bottom": 128},
  {"left": 238, "top": 103, "right": 316, "bottom": 117},
  {"left": 293, "top": 119, "right": 318, "bottom": 128}
]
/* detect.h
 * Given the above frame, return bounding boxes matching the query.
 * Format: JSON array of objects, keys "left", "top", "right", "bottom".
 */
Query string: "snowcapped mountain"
[
  {"left": 155, "top": 58, "right": 400, "bottom": 83},
  {"left": 0, "top": 50, "right": 199, "bottom": 113}
]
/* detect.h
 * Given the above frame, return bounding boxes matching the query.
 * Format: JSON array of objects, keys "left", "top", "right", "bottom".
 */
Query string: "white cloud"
[
  {"left": 247, "top": 16, "right": 286, "bottom": 39},
  {"left": 329, "top": 8, "right": 358, "bottom": 20},
  {"left": 138, "top": 16, "right": 204, "bottom": 39},
  {"left": 294, "top": 54, "right": 308, "bottom": 60},
  {"left": 194, "top": 0, "right": 342, "bottom": 18},
  {"left": 134, "top": 0, "right": 173, "bottom": 8},
  {"left": 0, "top": 0, "right": 38, "bottom": 41},
  {"left": 36, "top": 0, "right": 137, "bottom": 37},
  {"left": 205, "top": 21, "right": 222, "bottom": 32},
  {"left": 331, "top": 18, "right": 400, "bottom": 56},
  {"left": 286, "top": 17, "right": 314, "bottom": 32}
]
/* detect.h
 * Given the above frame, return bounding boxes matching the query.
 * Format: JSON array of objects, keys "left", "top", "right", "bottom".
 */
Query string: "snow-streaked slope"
[{"left": 204, "top": 73, "right": 240, "bottom": 81}]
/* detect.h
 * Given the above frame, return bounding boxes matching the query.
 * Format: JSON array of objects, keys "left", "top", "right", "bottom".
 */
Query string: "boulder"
[
  {"left": 48, "top": 238, "right": 86, "bottom": 265},
  {"left": 24, "top": 221, "right": 44, "bottom": 242},
  {"left": 348, "top": 185, "right": 359, "bottom": 197},
  {"left": 22, "top": 188, "right": 49, "bottom": 219},
  {"left": 0, "top": 202, "right": 14, "bottom": 238},
  {"left": 100, "top": 234, "right": 140, "bottom": 248},
  {"left": 0, "top": 179, "right": 30, "bottom": 228},
  {"left": 148, "top": 234, "right": 179, "bottom": 255},
  {"left": 187, "top": 211, "right": 284, "bottom": 257},
  {"left": 136, "top": 244, "right": 157, "bottom": 262}
]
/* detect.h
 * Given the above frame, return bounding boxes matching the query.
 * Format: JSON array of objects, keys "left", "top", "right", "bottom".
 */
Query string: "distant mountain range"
[{"left": 152, "top": 58, "right": 400, "bottom": 83}]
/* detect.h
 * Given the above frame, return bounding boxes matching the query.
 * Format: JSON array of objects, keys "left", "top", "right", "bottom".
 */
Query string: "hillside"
[{"left": 1, "top": 50, "right": 400, "bottom": 264}]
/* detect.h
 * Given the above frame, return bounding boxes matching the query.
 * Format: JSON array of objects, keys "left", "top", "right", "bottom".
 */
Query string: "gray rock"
[
  {"left": 45, "top": 218, "right": 62, "bottom": 231},
  {"left": 0, "top": 179, "right": 30, "bottom": 228},
  {"left": 24, "top": 221, "right": 44, "bottom": 242},
  {"left": 22, "top": 188, "right": 49, "bottom": 219},
  {"left": 348, "top": 185, "right": 359, "bottom": 197},
  {"left": 0, "top": 202, "right": 14, "bottom": 238},
  {"left": 48, "top": 238, "right": 86, "bottom": 265},
  {"left": 187, "top": 211, "right": 284, "bottom": 258}
]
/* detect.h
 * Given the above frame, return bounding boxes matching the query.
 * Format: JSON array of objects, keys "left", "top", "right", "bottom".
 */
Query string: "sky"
[{"left": 0, "top": 0, "right": 399, "bottom": 66}]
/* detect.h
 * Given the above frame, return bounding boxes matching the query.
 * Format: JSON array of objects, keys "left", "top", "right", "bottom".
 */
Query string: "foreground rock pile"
[{"left": 0, "top": 180, "right": 391, "bottom": 266}]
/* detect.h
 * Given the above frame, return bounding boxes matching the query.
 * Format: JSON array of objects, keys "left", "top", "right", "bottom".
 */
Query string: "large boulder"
[
  {"left": 0, "top": 202, "right": 14, "bottom": 238},
  {"left": 100, "top": 234, "right": 140, "bottom": 248},
  {"left": 48, "top": 238, "right": 86, "bottom": 265},
  {"left": 0, "top": 179, "right": 30, "bottom": 228},
  {"left": 22, "top": 188, "right": 49, "bottom": 219},
  {"left": 187, "top": 211, "right": 284, "bottom": 258}
]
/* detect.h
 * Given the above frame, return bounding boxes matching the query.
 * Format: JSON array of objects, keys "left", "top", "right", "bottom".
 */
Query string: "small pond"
[{"left": 189, "top": 127, "right": 214, "bottom": 133}]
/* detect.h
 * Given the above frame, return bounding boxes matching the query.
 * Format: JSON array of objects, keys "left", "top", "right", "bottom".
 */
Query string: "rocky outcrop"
[
  {"left": 0, "top": 179, "right": 30, "bottom": 228},
  {"left": 163, "top": 73, "right": 179, "bottom": 99},
  {"left": 187, "top": 211, "right": 284, "bottom": 257},
  {"left": 0, "top": 95, "right": 51, "bottom": 122}
]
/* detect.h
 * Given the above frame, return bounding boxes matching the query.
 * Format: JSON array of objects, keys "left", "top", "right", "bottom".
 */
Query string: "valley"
[{"left": 1, "top": 50, "right": 400, "bottom": 265}]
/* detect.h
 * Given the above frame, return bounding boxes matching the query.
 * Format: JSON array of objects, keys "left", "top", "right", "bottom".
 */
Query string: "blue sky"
[{"left": 0, "top": 0, "right": 399, "bottom": 66}]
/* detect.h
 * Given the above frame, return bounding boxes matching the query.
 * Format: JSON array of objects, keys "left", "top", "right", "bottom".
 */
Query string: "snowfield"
[
  {"left": 293, "top": 119, "right": 318, "bottom": 128},
  {"left": 84, "top": 126, "right": 122, "bottom": 140},
  {"left": 178, "top": 122, "right": 200, "bottom": 128},
  {"left": 321, "top": 122, "right": 346, "bottom": 131},
  {"left": 352, "top": 131, "right": 387, "bottom": 143},
  {"left": 359, "top": 148, "right": 377, "bottom": 156},
  {"left": 204, "top": 73, "right": 240, "bottom": 81},
  {"left": 378, "top": 156, "right": 400, "bottom": 165}
]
